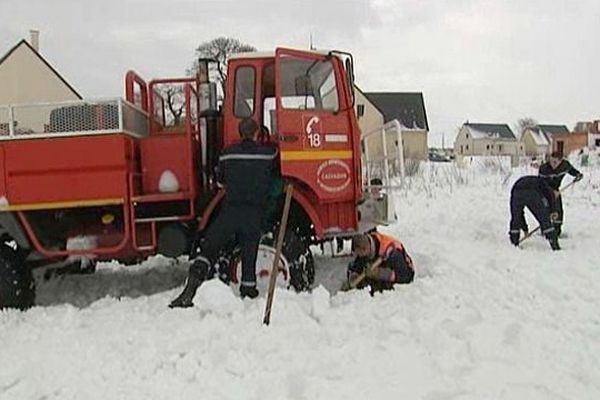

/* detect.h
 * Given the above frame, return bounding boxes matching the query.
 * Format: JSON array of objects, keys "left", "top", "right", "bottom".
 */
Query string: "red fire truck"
[{"left": 0, "top": 48, "right": 372, "bottom": 309}]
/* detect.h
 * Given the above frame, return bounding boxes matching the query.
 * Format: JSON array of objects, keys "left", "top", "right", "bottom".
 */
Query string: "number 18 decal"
[
  {"left": 308, "top": 133, "right": 321, "bottom": 148},
  {"left": 305, "top": 116, "right": 322, "bottom": 148}
]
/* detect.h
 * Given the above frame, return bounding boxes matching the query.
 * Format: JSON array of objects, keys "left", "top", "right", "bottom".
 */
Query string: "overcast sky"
[{"left": 1, "top": 0, "right": 599, "bottom": 146}]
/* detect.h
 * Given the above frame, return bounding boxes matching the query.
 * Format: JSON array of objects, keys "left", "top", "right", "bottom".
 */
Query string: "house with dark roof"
[
  {"left": 454, "top": 122, "right": 523, "bottom": 165},
  {"left": 354, "top": 88, "right": 429, "bottom": 163},
  {"left": 520, "top": 125, "right": 569, "bottom": 157},
  {"left": 520, "top": 123, "right": 593, "bottom": 157},
  {"left": 0, "top": 33, "right": 81, "bottom": 134}
]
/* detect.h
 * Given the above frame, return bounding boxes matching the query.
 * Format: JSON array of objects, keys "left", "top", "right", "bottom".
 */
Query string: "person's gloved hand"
[
  {"left": 574, "top": 173, "right": 583, "bottom": 182},
  {"left": 365, "top": 267, "right": 380, "bottom": 280},
  {"left": 340, "top": 280, "right": 352, "bottom": 292},
  {"left": 550, "top": 212, "right": 559, "bottom": 222}
]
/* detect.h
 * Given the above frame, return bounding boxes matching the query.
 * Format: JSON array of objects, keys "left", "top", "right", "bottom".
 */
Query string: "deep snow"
[{"left": 1, "top": 160, "right": 600, "bottom": 400}]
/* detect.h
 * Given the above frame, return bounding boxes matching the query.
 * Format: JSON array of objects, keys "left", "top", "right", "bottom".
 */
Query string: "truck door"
[{"left": 274, "top": 48, "right": 356, "bottom": 202}]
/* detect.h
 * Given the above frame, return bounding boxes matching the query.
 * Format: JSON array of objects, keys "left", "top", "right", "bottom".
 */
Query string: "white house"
[
  {"left": 454, "top": 122, "right": 523, "bottom": 166},
  {"left": 520, "top": 125, "right": 569, "bottom": 157}
]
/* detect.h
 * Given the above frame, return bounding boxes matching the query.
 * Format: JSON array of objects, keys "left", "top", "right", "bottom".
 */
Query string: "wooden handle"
[
  {"left": 349, "top": 257, "right": 384, "bottom": 289},
  {"left": 263, "top": 183, "right": 294, "bottom": 325}
]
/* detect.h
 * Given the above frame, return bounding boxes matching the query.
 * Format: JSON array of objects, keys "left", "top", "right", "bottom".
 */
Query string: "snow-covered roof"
[
  {"left": 538, "top": 124, "right": 570, "bottom": 136},
  {"left": 464, "top": 123, "right": 516, "bottom": 140},
  {"left": 526, "top": 128, "right": 551, "bottom": 146}
]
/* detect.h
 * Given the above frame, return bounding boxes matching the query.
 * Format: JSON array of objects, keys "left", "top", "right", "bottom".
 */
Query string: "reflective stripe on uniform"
[
  {"left": 539, "top": 171, "right": 568, "bottom": 178},
  {"left": 195, "top": 256, "right": 211, "bottom": 266},
  {"left": 219, "top": 152, "right": 277, "bottom": 162}
]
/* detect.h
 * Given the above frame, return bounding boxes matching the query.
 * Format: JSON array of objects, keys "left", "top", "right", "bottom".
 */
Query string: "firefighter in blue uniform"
[
  {"left": 170, "top": 118, "right": 278, "bottom": 308},
  {"left": 509, "top": 175, "right": 560, "bottom": 250},
  {"left": 538, "top": 151, "right": 583, "bottom": 236}
]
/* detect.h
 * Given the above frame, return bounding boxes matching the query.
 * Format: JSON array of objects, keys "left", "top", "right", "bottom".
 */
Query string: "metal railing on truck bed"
[{"left": 0, "top": 98, "right": 149, "bottom": 140}]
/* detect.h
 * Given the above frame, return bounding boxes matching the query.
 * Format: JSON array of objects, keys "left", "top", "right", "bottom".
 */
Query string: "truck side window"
[
  {"left": 234, "top": 66, "right": 256, "bottom": 118},
  {"left": 279, "top": 57, "right": 339, "bottom": 112}
]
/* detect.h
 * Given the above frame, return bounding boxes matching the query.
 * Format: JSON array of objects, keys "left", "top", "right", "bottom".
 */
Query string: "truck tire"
[
  {"left": 0, "top": 243, "right": 35, "bottom": 310},
  {"left": 221, "top": 227, "right": 315, "bottom": 292},
  {"left": 283, "top": 228, "right": 315, "bottom": 292}
]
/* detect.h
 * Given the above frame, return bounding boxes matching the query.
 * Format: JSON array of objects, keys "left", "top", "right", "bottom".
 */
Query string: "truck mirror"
[{"left": 345, "top": 57, "right": 355, "bottom": 107}]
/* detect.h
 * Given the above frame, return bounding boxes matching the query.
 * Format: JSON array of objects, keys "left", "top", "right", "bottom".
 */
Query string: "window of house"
[
  {"left": 486, "top": 144, "right": 490, "bottom": 150},
  {"left": 234, "top": 66, "right": 256, "bottom": 118},
  {"left": 357, "top": 104, "right": 365, "bottom": 119},
  {"left": 498, "top": 144, "right": 503, "bottom": 152},
  {"left": 466, "top": 144, "right": 469, "bottom": 151}
]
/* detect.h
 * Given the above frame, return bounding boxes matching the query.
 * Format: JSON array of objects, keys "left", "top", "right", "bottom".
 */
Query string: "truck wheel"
[
  {"left": 283, "top": 228, "right": 315, "bottom": 292},
  {"left": 224, "top": 228, "right": 314, "bottom": 292},
  {"left": 0, "top": 243, "right": 35, "bottom": 310}
]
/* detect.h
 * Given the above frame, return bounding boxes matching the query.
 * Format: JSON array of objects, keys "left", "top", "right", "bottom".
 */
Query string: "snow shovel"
[
  {"left": 518, "top": 179, "right": 577, "bottom": 245},
  {"left": 263, "top": 183, "right": 294, "bottom": 326},
  {"left": 340, "top": 257, "right": 384, "bottom": 291}
]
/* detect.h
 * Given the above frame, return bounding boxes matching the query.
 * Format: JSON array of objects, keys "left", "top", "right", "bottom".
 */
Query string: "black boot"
[
  {"left": 169, "top": 261, "right": 208, "bottom": 308},
  {"left": 509, "top": 232, "right": 520, "bottom": 246},
  {"left": 240, "top": 285, "right": 259, "bottom": 299},
  {"left": 545, "top": 232, "right": 560, "bottom": 251},
  {"left": 554, "top": 224, "right": 562, "bottom": 238}
]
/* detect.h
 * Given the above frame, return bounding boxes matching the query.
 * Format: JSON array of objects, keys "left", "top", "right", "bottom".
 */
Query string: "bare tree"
[
  {"left": 189, "top": 37, "right": 256, "bottom": 97},
  {"left": 157, "top": 85, "right": 185, "bottom": 127},
  {"left": 515, "top": 117, "right": 538, "bottom": 138}
]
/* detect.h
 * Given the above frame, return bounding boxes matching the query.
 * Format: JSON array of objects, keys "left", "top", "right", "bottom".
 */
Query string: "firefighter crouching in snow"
[
  {"left": 170, "top": 118, "right": 278, "bottom": 308},
  {"left": 509, "top": 175, "right": 560, "bottom": 250},
  {"left": 342, "top": 231, "right": 414, "bottom": 294},
  {"left": 538, "top": 151, "right": 583, "bottom": 236}
]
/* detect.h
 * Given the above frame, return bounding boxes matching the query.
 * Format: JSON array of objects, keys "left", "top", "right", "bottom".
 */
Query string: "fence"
[
  {"left": 0, "top": 98, "right": 148, "bottom": 140},
  {"left": 361, "top": 119, "right": 406, "bottom": 189}
]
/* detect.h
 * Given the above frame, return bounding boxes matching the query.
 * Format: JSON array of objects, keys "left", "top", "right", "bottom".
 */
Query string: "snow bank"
[{"left": 1, "top": 163, "right": 599, "bottom": 400}]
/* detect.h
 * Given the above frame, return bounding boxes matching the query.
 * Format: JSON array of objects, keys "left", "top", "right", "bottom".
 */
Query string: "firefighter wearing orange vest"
[{"left": 345, "top": 231, "right": 414, "bottom": 292}]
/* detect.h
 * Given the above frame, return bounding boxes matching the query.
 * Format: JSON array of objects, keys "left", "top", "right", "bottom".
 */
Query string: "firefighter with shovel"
[
  {"left": 539, "top": 151, "right": 583, "bottom": 237},
  {"left": 508, "top": 175, "right": 561, "bottom": 250},
  {"left": 341, "top": 232, "right": 414, "bottom": 294}
]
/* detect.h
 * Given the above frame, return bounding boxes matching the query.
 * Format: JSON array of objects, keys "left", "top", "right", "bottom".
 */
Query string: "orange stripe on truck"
[{"left": 280, "top": 150, "right": 353, "bottom": 161}]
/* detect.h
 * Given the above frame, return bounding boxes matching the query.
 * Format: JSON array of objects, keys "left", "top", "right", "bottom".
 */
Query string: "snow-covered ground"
[{"left": 1, "top": 160, "right": 600, "bottom": 400}]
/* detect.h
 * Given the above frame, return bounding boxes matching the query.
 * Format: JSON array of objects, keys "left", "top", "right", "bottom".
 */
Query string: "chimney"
[{"left": 29, "top": 30, "right": 40, "bottom": 52}]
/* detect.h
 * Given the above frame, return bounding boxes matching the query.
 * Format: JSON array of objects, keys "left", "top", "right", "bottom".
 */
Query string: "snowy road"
[{"left": 1, "top": 162, "right": 600, "bottom": 400}]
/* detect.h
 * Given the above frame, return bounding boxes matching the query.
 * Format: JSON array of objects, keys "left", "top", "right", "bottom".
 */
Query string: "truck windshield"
[{"left": 279, "top": 57, "right": 339, "bottom": 112}]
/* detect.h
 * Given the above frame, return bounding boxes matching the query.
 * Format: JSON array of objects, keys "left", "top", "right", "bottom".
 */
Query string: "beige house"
[
  {"left": 520, "top": 125, "right": 569, "bottom": 157},
  {"left": 454, "top": 123, "right": 523, "bottom": 166},
  {"left": 0, "top": 34, "right": 81, "bottom": 134},
  {"left": 355, "top": 89, "right": 429, "bottom": 168}
]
